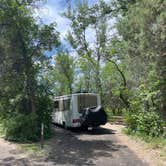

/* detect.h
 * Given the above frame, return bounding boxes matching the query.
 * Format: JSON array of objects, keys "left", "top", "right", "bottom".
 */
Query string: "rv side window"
[
  {"left": 59, "top": 100, "right": 63, "bottom": 111},
  {"left": 54, "top": 101, "right": 59, "bottom": 112},
  {"left": 63, "top": 99, "right": 71, "bottom": 111}
]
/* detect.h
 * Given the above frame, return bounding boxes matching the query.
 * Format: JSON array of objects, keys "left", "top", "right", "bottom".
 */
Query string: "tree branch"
[{"left": 106, "top": 57, "right": 127, "bottom": 87}]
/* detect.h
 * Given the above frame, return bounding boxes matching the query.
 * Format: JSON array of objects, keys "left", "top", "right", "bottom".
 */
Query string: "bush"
[
  {"left": 124, "top": 112, "right": 138, "bottom": 132},
  {"left": 125, "top": 111, "right": 164, "bottom": 137},
  {"left": 2, "top": 113, "right": 39, "bottom": 142},
  {"left": 0, "top": 95, "right": 53, "bottom": 142},
  {"left": 36, "top": 95, "right": 53, "bottom": 139}
]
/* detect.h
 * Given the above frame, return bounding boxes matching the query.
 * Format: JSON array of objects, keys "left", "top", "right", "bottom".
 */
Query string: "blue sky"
[
  {"left": 36, "top": 0, "right": 111, "bottom": 39},
  {"left": 34, "top": 0, "right": 112, "bottom": 57}
]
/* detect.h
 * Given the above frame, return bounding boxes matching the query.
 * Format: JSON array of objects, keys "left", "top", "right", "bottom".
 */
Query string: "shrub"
[
  {"left": 125, "top": 111, "right": 164, "bottom": 137},
  {"left": 124, "top": 112, "right": 138, "bottom": 132},
  {"left": 137, "top": 111, "right": 164, "bottom": 137},
  {"left": 3, "top": 113, "right": 39, "bottom": 142},
  {"left": 1, "top": 95, "right": 53, "bottom": 142},
  {"left": 36, "top": 95, "right": 53, "bottom": 139}
]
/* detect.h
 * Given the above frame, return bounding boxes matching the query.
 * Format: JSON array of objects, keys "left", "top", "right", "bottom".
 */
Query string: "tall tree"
[
  {"left": 0, "top": 0, "right": 59, "bottom": 114},
  {"left": 112, "top": 0, "right": 166, "bottom": 117},
  {"left": 64, "top": 0, "right": 112, "bottom": 98},
  {"left": 54, "top": 50, "right": 75, "bottom": 95},
  {"left": 0, "top": 0, "right": 60, "bottom": 141},
  {"left": 44, "top": 49, "right": 75, "bottom": 96}
]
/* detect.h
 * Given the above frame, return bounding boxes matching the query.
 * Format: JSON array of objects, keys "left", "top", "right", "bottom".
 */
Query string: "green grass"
[
  {"left": 0, "top": 116, "right": 52, "bottom": 158},
  {"left": 0, "top": 119, "right": 49, "bottom": 159},
  {"left": 0, "top": 123, "right": 3, "bottom": 135},
  {"left": 0, "top": 122, "right": 5, "bottom": 138},
  {"left": 18, "top": 142, "right": 49, "bottom": 158},
  {"left": 17, "top": 131, "right": 56, "bottom": 158},
  {"left": 0, "top": 120, "right": 45, "bottom": 157}
]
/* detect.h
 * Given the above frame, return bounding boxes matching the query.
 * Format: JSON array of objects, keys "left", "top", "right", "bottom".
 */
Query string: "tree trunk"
[
  {"left": 106, "top": 57, "right": 130, "bottom": 110},
  {"left": 17, "top": 30, "right": 36, "bottom": 113}
]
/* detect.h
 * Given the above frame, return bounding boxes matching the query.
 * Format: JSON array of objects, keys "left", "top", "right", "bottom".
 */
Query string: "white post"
[{"left": 41, "top": 123, "right": 44, "bottom": 149}]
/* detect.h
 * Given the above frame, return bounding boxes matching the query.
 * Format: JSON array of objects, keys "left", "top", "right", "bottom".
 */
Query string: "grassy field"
[{"left": 18, "top": 142, "right": 48, "bottom": 159}]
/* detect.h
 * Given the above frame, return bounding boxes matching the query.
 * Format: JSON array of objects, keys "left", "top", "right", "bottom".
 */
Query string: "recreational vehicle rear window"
[{"left": 78, "top": 94, "right": 97, "bottom": 113}]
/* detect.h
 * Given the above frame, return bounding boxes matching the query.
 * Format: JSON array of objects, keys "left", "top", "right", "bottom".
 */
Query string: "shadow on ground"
[
  {"left": 0, "top": 126, "right": 147, "bottom": 166},
  {"left": 43, "top": 126, "right": 127, "bottom": 166},
  {"left": 0, "top": 157, "right": 30, "bottom": 166},
  {"left": 71, "top": 126, "right": 116, "bottom": 135}
]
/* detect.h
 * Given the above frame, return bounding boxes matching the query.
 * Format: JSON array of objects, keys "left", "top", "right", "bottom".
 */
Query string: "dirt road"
[{"left": 0, "top": 124, "right": 149, "bottom": 166}]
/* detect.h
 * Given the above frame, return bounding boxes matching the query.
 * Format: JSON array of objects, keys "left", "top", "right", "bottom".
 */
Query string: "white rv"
[{"left": 52, "top": 93, "right": 107, "bottom": 129}]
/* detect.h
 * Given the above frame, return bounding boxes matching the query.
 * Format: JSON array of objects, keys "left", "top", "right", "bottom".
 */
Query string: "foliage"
[
  {"left": 125, "top": 111, "right": 164, "bottom": 137},
  {"left": 101, "top": 61, "right": 126, "bottom": 111},
  {"left": 43, "top": 49, "right": 75, "bottom": 96},
  {"left": 2, "top": 113, "right": 39, "bottom": 142},
  {"left": 65, "top": 0, "right": 132, "bottom": 107},
  {"left": 0, "top": 0, "right": 59, "bottom": 141},
  {"left": 36, "top": 95, "right": 53, "bottom": 139},
  {"left": 64, "top": 0, "right": 112, "bottom": 96},
  {"left": 53, "top": 50, "right": 75, "bottom": 95},
  {"left": 114, "top": 0, "right": 166, "bottom": 118},
  {"left": 0, "top": 94, "right": 53, "bottom": 142},
  {"left": 0, "top": 0, "right": 165, "bottom": 142}
]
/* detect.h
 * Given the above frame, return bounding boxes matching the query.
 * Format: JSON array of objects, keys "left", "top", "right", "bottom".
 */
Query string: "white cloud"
[
  {"left": 35, "top": 0, "right": 112, "bottom": 41},
  {"left": 34, "top": 1, "right": 70, "bottom": 40},
  {"left": 43, "top": 5, "right": 70, "bottom": 37},
  {"left": 35, "top": 0, "right": 115, "bottom": 62}
]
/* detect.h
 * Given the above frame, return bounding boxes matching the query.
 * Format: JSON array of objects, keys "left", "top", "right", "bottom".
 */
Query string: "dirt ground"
[
  {"left": 105, "top": 124, "right": 166, "bottom": 166},
  {"left": 0, "top": 123, "right": 165, "bottom": 166}
]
